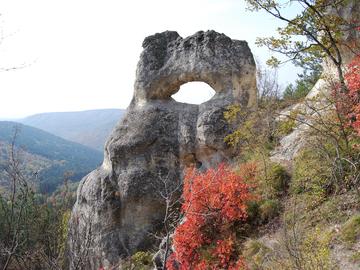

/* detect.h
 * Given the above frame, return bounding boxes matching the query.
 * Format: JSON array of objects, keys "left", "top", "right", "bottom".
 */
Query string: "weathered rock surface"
[{"left": 69, "top": 30, "right": 257, "bottom": 269}]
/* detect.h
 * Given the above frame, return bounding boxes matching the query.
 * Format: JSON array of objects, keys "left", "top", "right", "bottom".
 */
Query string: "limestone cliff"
[{"left": 68, "top": 30, "right": 257, "bottom": 269}]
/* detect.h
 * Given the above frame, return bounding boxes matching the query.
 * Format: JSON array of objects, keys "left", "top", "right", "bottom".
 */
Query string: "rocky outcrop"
[{"left": 69, "top": 30, "right": 257, "bottom": 269}]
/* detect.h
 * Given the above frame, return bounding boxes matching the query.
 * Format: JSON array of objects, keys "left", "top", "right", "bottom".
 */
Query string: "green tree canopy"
[{"left": 245, "top": 0, "right": 359, "bottom": 92}]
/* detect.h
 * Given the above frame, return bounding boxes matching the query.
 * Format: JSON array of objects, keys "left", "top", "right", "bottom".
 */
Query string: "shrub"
[
  {"left": 243, "top": 227, "right": 333, "bottom": 270},
  {"left": 291, "top": 148, "right": 332, "bottom": 198},
  {"left": 277, "top": 110, "right": 299, "bottom": 136},
  {"left": 259, "top": 199, "right": 281, "bottom": 222},
  {"left": 132, "top": 251, "right": 153, "bottom": 266},
  {"left": 246, "top": 200, "right": 260, "bottom": 223},
  {"left": 267, "top": 163, "right": 289, "bottom": 195},
  {"left": 242, "top": 239, "right": 271, "bottom": 269},
  {"left": 167, "top": 164, "right": 256, "bottom": 270},
  {"left": 343, "top": 56, "right": 360, "bottom": 135},
  {"left": 351, "top": 251, "right": 360, "bottom": 263},
  {"left": 256, "top": 162, "right": 289, "bottom": 200},
  {"left": 239, "top": 162, "right": 287, "bottom": 225},
  {"left": 340, "top": 214, "right": 360, "bottom": 245},
  {"left": 299, "top": 227, "right": 333, "bottom": 270},
  {"left": 123, "top": 251, "right": 153, "bottom": 270},
  {"left": 224, "top": 101, "right": 280, "bottom": 162},
  {"left": 277, "top": 118, "right": 295, "bottom": 137}
]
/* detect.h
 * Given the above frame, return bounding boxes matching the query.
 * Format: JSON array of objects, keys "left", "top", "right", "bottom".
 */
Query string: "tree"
[
  {"left": 256, "top": 60, "right": 282, "bottom": 103},
  {"left": 344, "top": 55, "right": 360, "bottom": 135},
  {"left": 0, "top": 127, "right": 74, "bottom": 270},
  {"left": 0, "top": 127, "right": 42, "bottom": 270},
  {"left": 166, "top": 164, "right": 256, "bottom": 270},
  {"left": 245, "top": 0, "right": 359, "bottom": 93},
  {"left": 151, "top": 171, "right": 183, "bottom": 270},
  {"left": 283, "top": 60, "right": 322, "bottom": 100}
]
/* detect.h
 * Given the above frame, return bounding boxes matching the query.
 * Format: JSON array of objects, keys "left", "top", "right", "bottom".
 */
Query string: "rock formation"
[{"left": 69, "top": 30, "right": 257, "bottom": 269}]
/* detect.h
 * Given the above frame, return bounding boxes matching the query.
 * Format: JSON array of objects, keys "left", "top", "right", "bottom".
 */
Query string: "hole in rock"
[{"left": 172, "top": 82, "right": 216, "bottom": 104}]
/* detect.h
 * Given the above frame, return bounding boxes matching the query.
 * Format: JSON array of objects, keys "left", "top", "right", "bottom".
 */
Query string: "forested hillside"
[{"left": 0, "top": 121, "right": 102, "bottom": 192}]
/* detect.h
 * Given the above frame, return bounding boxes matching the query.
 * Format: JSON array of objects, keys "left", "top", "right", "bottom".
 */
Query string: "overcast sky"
[{"left": 0, "top": 0, "right": 300, "bottom": 118}]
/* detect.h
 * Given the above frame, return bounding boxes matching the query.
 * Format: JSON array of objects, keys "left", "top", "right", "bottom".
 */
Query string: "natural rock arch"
[
  {"left": 69, "top": 30, "right": 257, "bottom": 269},
  {"left": 171, "top": 81, "right": 216, "bottom": 104},
  {"left": 133, "top": 30, "right": 257, "bottom": 106}
]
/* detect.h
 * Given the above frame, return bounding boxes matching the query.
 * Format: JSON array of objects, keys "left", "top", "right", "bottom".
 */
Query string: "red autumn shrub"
[
  {"left": 167, "top": 163, "right": 256, "bottom": 270},
  {"left": 344, "top": 55, "right": 360, "bottom": 135}
]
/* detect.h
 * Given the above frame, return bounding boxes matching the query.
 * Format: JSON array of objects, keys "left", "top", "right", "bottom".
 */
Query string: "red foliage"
[
  {"left": 167, "top": 164, "right": 256, "bottom": 270},
  {"left": 344, "top": 55, "right": 360, "bottom": 135}
]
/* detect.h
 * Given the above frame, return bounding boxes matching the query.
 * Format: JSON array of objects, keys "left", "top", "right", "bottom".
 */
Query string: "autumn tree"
[
  {"left": 245, "top": 0, "right": 359, "bottom": 93},
  {"left": 166, "top": 164, "right": 257, "bottom": 270},
  {"left": 343, "top": 55, "right": 360, "bottom": 135}
]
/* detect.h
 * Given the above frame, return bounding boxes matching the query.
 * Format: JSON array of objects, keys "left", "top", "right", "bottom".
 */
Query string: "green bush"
[
  {"left": 291, "top": 148, "right": 332, "bottom": 199},
  {"left": 246, "top": 199, "right": 281, "bottom": 225},
  {"left": 243, "top": 162, "right": 287, "bottom": 225},
  {"left": 277, "top": 110, "right": 299, "bottom": 136},
  {"left": 299, "top": 227, "right": 333, "bottom": 270},
  {"left": 267, "top": 164, "right": 289, "bottom": 195},
  {"left": 351, "top": 251, "right": 360, "bottom": 263},
  {"left": 131, "top": 251, "right": 153, "bottom": 270},
  {"left": 243, "top": 227, "right": 333, "bottom": 270},
  {"left": 258, "top": 162, "right": 289, "bottom": 200},
  {"left": 246, "top": 200, "right": 260, "bottom": 223},
  {"left": 259, "top": 199, "right": 281, "bottom": 222},
  {"left": 277, "top": 118, "right": 296, "bottom": 136},
  {"left": 341, "top": 215, "right": 360, "bottom": 245}
]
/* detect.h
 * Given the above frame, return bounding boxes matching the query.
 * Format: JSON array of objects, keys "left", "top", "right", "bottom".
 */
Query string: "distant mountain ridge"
[
  {"left": 20, "top": 109, "right": 125, "bottom": 151},
  {"left": 0, "top": 121, "right": 103, "bottom": 192}
]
